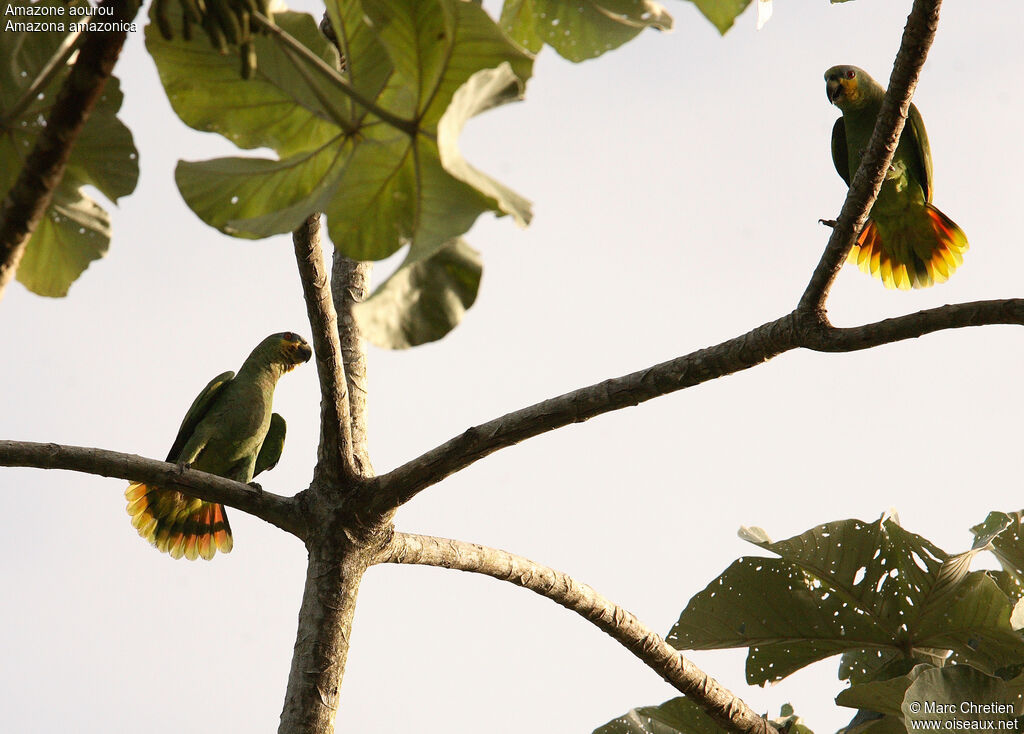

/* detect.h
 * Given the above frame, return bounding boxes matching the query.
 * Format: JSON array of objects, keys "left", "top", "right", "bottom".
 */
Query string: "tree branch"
[
  {"left": 804, "top": 299, "right": 1024, "bottom": 352},
  {"left": 293, "top": 215, "right": 356, "bottom": 483},
  {"left": 366, "top": 317, "right": 800, "bottom": 514},
  {"left": 0, "top": 440, "right": 303, "bottom": 536},
  {"left": 331, "top": 253, "right": 373, "bottom": 478},
  {"left": 382, "top": 532, "right": 778, "bottom": 734},
  {"left": 0, "top": 0, "right": 138, "bottom": 302},
  {"left": 797, "top": 0, "right": 943, "bottom": 312},
  {"left": 367, "top": 291, "right": 1024, "bottom": 516}
]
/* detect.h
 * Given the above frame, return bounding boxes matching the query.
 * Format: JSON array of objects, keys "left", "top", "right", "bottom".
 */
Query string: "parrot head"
[
  {"left": 257, "top": 331, "right": 313, "bottom": 373},
  {"left": 825, "top": 65, "right": 877, "bottom": 111}
]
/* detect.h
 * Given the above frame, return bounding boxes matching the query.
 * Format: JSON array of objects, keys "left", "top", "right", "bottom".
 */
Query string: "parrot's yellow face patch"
[
  {"left": 277, "top": 332, "right": 313, "bottom": 370},
  {"left": 825, "top": 66, "right": 867, "bottom": 108}
]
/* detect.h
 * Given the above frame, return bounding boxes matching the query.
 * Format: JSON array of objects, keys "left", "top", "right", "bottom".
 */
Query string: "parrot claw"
[
  {"left": 818, "top": 219, "right": 837, "bottom": 228},
  {"left": 248, "top": 481, "right": 264, "bottom": 495},
  {"left": 175, "top": 460, "right": 192, "bottom": 475}
]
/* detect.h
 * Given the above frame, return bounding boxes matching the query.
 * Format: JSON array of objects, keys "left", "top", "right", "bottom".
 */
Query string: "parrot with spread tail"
[
  {"left": 125, "top": 332, "right": 312, "bottom": 560},
  {"left": 825, "top": 65, "right": 968, "bottom": 289}
]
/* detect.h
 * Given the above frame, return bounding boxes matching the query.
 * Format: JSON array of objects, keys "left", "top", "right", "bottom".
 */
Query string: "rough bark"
[
  {"left": 278, "top": 530, "right": 381, "bottom": 734},
  {"left": 331, "top": 254, "right": 373, "bottom": 477},
  {"left": 384, "top": 533, "right": 778, "bottom": 734},
  {"left": 0, "top": 0, "right": 138, "bottom": 301},
  {"left": 293, "top": 215, "right": 356, "bottom": 483},
  {"left": 277, "top": 243, "right": 381, "bottom": 733}
]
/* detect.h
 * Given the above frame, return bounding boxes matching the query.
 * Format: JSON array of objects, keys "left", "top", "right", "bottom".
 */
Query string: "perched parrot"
[
  {"left": 125, "top": 332, "right": 312, "bottom": 560},
  {"left": 825, "top": 65, "right": 968, "bottom": 289}
]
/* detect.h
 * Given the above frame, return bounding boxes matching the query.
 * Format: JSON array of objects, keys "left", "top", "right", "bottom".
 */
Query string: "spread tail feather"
[
  {"left": 848, "top": 204, "right": 969, "bottom": 289},
  {"left": 125, "top": 482, "right": 233, "bottom": 560}
]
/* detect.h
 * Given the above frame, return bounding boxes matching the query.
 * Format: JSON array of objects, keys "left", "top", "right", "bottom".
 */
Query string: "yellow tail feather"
[
  {"left": 125, "top": 482, "right": 233, "bottom": 561},
  {"left": 847, "top": 204, "right": 969, "bottom": 289}
]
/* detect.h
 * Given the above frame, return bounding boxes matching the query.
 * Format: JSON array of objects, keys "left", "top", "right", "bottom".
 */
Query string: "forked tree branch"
[
  {"left": 804, "top": 299, "right": 1024, "bottom": 352},
  {"left": 364, "top": 0, "right": 959, "bottom": 519},
  {"left": 293, "top": 215, "right": 356, "bottom": 483},
  {"left": 382, "top": 532, "right": 778, "bottom": 734},
  {"left": 367, "top": 292, "right": 1024, "bottom": 516},
  {"left": 0, "top": 0, "right": 138, "bottom": 302},
  {"left": 798, "top": 0, "right": 943, "bottom": 311},
  {"left": 0, "top": 440, "right": 303, "bottom": 536},
  {"left": 365, "top": 318, "right": 799, "bottom": 514}
]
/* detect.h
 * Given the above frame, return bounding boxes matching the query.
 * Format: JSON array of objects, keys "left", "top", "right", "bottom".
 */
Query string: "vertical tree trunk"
[
  {"left": 278, "top": 532, "right": 372, "bottom": 734},
  {"left": 279, "top": 248, "right": 379, "bottom": 733}
]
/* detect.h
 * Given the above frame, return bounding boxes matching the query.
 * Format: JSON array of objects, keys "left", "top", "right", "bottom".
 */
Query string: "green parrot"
[
  {"left": 825, "top": 65, "right": 968, "bottom": 289},
  {"left": 125, "top": 332, "right": 312, "bottom": 560}
]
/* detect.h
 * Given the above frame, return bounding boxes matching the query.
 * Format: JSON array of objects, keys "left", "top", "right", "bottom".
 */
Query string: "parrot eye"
[
  {"left": 845, "top": 69, "right": 856, "bottom": 79},
  {"left": 283, "top": 331, "right": 295, "bottom": 341}
]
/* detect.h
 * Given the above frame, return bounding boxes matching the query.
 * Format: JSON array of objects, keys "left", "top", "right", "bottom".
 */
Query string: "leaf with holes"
[
  {"left": 499, "top": 0, "right": 672, "bottom": 62},
  {"left": 353, "top": 238, "right": 482, "bottom": 349},
  {"left": 0, "top": 0, "right": 138, "bottom": 297},
  {"left": 668, "top": 516, "right": 1024, "bottom": 685}
]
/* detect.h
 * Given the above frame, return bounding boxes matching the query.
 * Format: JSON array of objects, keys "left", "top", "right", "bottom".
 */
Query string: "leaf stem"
[{"left": 251, "top": 11, "right": 418, "bottom": 137}]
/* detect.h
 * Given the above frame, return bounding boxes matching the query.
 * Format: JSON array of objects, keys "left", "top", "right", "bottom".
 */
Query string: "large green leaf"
[
  {"left": 0, "top": 0, "right": 138, "bottom": 297},
  {"left": 353, "top": 238, "right": 481, "bottom": 348},
  {"left": 902, "top": 667, "right": 1024, "bottom": 726},
  {"left": 836, "top": 664, "right": 933, "bottom": 717},
  {"left": 667, "top": 517, "right": 1024, "bottom": 685},
  {"left": 686, "top": 0, "right": 751, "bottom": 34},
  {"left": 15, "top": 188, "right": 110, "bottom": 297},
  {"left": 499, "top": 0, "right": 672, "bottom": 62},
  {"left": 158, "top": 0, "right": 533, "bottom": 260},
  {"left": 145, "top": 9, "right": 344, "bottom": 157}
]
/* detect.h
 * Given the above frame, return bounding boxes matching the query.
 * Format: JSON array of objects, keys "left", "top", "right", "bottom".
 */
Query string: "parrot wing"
[
  {"left": 905, "top": 102, "right": 933, "bottom": 202},
  {"left": 254, "top": 413, "right": 286, "bottom": 477},
  {"left": 831, "top": 118, "right": 851, "bottom": 186},
  {"left": 164, "top": 370, "right": 234, "bottom": 463},
  {"left": 126, "top": 369, "right": 236, "bottom": 561}
]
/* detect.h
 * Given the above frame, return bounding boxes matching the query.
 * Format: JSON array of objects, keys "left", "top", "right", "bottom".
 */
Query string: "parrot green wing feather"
[
  {"left": 253, "top": 412, "right": 286, "bottom": 477},
  {"left": 905, "top": 102, "right": 933, "bottom": 202},
  {"left": 831, "top": 118, "right": 851, "bottom": 186},
  {"left": 164, "top": 370, "right": 234, "bottom": 462}
]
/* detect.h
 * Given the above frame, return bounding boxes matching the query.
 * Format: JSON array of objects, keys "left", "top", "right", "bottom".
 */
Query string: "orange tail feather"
[
  {"left": 125, "top": 482, "right": 233, "bottom": 561},
  {"left": 847, "top": 205, "right": 969, "bottom": 289}
]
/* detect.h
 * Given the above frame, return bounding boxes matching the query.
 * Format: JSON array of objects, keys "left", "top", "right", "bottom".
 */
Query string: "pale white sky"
[{"left": 2, "top": 1, "right": 1023, "bottom": 732}]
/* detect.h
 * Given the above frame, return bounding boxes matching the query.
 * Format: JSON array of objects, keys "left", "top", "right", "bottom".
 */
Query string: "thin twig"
[
  {"left": 382, "top": 532, "right": 778, "bottom": 734},
  {"left": 293, "top": 215, "right": 356, "bottom": 483},
  {"left": 797, "top": 0, "right": 943, "bottom": 312},
  {"left": 0, "top": 440, "right": 303, "bottom": 536}
]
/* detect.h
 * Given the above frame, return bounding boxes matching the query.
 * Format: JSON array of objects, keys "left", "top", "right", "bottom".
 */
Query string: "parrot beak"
[
  {"left": 297, "top": 342, "right": 312, "bottom": 363},
  {"left": 826, "top": 79, "right": 843, "bottom": 104}
]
